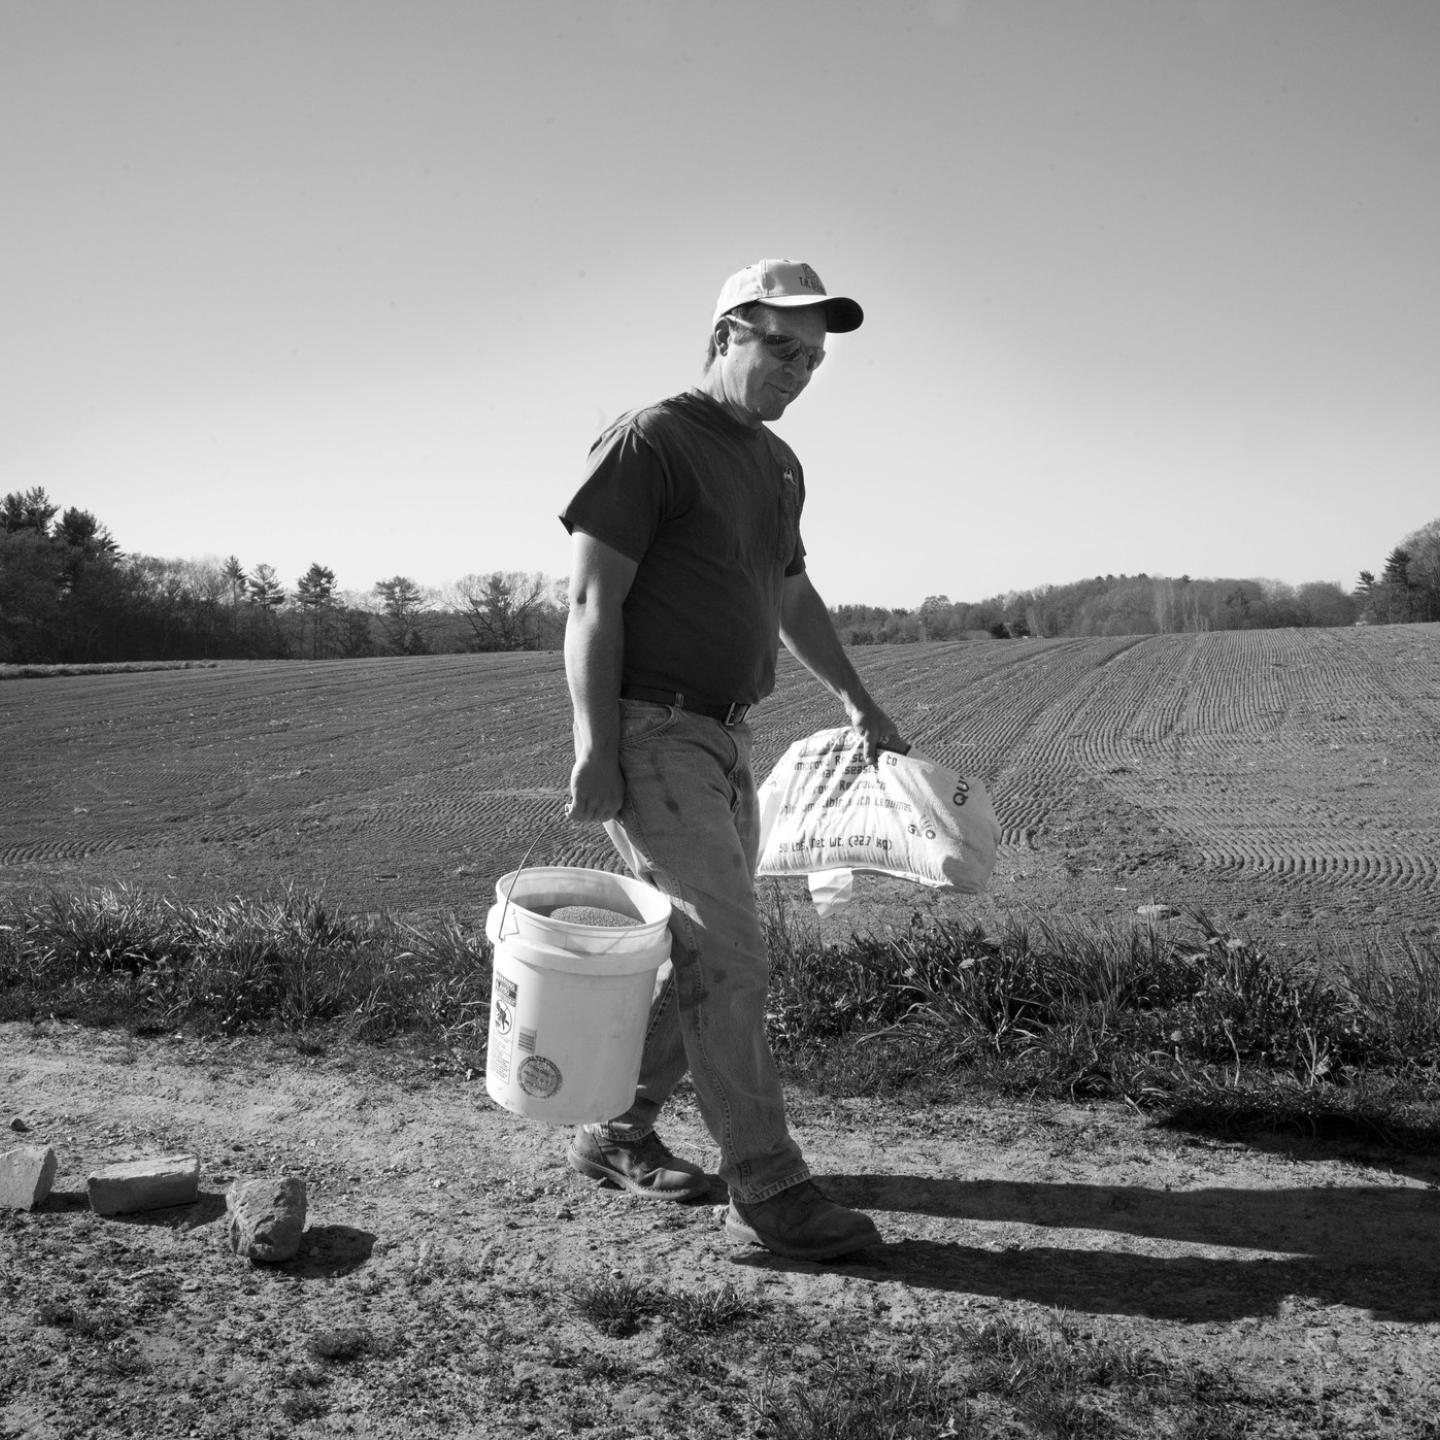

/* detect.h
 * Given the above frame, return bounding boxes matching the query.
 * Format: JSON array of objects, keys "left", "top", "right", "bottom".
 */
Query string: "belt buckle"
[{"left": 722, "top": 702, "right": 750, "bottom": 727}]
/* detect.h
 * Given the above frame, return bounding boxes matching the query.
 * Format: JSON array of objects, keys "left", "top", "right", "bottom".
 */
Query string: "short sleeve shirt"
[{"left": 560, "top": 390, "right": 806, "bottom": 707}]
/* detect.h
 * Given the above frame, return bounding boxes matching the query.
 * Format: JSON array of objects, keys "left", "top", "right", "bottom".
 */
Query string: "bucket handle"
[{"left": 495, "top": 834, "right": 548, "bottom": 942}]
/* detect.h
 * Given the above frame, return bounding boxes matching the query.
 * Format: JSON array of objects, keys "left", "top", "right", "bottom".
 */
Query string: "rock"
[
  {"left": 227, "top": 1176, "right": 307, "bottom": 1264},
  {"left": 1, "top": 1145, "right": 58, "bottom": 1210},
  {"left": 88, "top": 1154, "right": 200, "bottom": 1215},
  {"left": 9, "top": 1117, "right": 29, "bottom": 1133},
  {"left": 1135, "top": 903, "right": 1180, "bottom": 921}
]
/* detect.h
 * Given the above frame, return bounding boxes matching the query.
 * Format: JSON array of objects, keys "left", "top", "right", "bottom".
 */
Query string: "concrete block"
[
  {"left": 1, "top": 1145, "right": 58, "bottom": 1210},
  {"left": 87, "top": 1154, "right": 200, "bottom": 1216}
]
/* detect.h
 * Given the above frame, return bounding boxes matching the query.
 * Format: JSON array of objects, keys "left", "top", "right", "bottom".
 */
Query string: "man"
[{"left": 559, "top": 259, "right": 905, "bottom": 1261}]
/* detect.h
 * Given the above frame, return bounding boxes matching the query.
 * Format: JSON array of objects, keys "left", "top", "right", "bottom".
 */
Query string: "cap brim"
[{"left": 762, "top": 294, "right": 864, "bottom": 333}]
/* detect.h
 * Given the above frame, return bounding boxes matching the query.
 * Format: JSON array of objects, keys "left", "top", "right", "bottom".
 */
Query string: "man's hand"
[
  {"left": 850, "top": 703, "right": 908, "bottom": 766},
  {"left": 567, "top": 752, "right": 625, "bottom": 823}
]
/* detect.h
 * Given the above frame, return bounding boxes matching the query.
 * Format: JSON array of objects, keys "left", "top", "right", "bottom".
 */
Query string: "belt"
[{"left": 620, "top": 685, "right": 752, "bottom": 727}]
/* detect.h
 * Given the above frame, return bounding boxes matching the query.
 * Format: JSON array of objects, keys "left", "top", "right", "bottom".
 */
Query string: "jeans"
[{"left": 596, "top": 699, "right": 809, "bottom": 1203}]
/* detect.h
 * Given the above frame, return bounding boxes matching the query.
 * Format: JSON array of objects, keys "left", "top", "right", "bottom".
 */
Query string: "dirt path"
[{"left": 3, "top": 1021, "right": 1439, "bottom": 1437}]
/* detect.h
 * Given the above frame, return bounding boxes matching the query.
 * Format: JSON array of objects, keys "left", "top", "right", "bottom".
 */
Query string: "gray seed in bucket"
[{"left": 548, "top": 905, "right": 642, "bottom": 928}]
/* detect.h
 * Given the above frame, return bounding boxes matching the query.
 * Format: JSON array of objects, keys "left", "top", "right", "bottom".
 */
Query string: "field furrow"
[
  {"left": 0, "top": 838, "right": 117, "bottom": 866},
  {"left": 3, "top": 628, "right": 1437, "bottom": 941}
]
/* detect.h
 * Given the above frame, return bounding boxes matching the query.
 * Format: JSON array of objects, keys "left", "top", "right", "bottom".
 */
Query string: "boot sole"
[{"left": 724, "top": 1212, "right": 881, "bottom": 1261}]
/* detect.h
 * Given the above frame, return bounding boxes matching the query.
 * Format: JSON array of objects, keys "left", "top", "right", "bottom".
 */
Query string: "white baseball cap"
[{"left": 712, "top": 259, "right": 864, "bottom": 333}]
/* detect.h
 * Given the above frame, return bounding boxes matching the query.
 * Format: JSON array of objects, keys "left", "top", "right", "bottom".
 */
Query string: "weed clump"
[
  {"left": 761, "top": 894, "right": 1440, "bottom": 1146},
  {"left": 0, "top": 885, "right": 490, "bottom": 1052}
]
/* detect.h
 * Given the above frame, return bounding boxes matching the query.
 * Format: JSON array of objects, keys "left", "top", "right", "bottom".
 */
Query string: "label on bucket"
[
  {"left": 518, "top": 1055, "right": 562, "bottom": 1099},
  {"left": 488, "top": 974, "right": 519, "bottom": 1078}
]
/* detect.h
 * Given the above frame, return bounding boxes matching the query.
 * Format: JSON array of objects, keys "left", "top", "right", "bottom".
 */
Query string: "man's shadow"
[
  {"left": 730, "top": 1172, "right": 1440, "bottom": 1322},
  {"left": 1154, "top": 1112, "right": 1440, "bottom": 1175}
]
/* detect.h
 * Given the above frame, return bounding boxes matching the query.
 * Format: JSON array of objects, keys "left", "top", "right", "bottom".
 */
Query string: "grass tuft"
[
  {"left": 751, "top": 1315, "right": 1253, "bottom": 1440},
  {"left": 307, "top": 1325, "right": 375, "bottom": 1364},
  {"left": 752, "top": 1343, "right": 961, "bottom": 1440},
  {"left": 570, "top": 1274, "right": 761, "bottom": 1340}
]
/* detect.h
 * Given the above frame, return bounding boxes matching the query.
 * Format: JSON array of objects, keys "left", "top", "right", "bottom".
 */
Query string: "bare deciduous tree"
[{"left": 455, "top": 570, "right": 556, "bottom": 651}]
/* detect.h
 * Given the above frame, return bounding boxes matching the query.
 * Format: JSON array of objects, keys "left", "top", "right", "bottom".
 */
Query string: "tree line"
[
  {"left": 2, "top": 487, "right": 1436, "bottom": 665},
  {"left": 0, "top": 488, "right": 566, "bottom": 664},
  {"left": 837, "top": 518, "right": 1440, "bottom": 643}
]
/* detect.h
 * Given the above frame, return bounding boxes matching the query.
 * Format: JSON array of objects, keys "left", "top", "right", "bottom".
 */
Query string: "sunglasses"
[{"left": 725, "top": 313, "right": 826, "bottom": 372}]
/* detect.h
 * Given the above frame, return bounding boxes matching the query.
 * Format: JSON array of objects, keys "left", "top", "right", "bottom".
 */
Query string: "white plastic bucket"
[{"left": 484, "top": 866, "right": 672, "bottom": 1125}]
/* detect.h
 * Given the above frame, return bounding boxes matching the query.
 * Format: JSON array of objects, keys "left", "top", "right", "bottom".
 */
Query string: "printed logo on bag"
[{"left": 754, "top": 726, "right": 1001, "bottom": 898}]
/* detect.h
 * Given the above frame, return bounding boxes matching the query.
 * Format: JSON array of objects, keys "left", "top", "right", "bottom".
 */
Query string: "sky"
[{"left": 4, "top": 0, "right": 1438, "bottom": 608}]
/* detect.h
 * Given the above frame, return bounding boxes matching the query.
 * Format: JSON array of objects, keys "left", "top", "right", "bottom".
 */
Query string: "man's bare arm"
[
  {"left": 779, "top": 570, "right": 905, "bottom": 763},
  {"left": 564, "top": 531, "right": 638, "bottom": 822}
]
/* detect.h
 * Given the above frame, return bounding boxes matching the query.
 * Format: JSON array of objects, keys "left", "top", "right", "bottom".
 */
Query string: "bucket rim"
[{"left": 493, "top": 865, "right": 671, "bottom": 934}]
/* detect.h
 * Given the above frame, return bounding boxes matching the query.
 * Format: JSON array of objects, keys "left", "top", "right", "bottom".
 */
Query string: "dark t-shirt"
[{"left": 560, "top": 390, "right": 807, "bottom": 707}]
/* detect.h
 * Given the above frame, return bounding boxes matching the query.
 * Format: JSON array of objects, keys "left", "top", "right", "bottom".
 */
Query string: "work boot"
[
  {"left": 566, "top": 1126, "right": 709, "bottom": 1202},
  {"left": 726, "top": 1179, "right": 881, "bottom": 1261}
]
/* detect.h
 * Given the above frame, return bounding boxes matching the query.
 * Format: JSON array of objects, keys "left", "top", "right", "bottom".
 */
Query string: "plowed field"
[
  {"left": 6, "top": 630, "right": 1440, "bottom": 1440},
  {"left": 3, "top": 625, "right": 1438, "bottom": 956}
]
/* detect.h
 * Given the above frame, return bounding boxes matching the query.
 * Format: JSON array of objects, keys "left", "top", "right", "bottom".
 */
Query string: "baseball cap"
[{"left": 712, "top": 259, "right": 864, "bottom": 333}]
